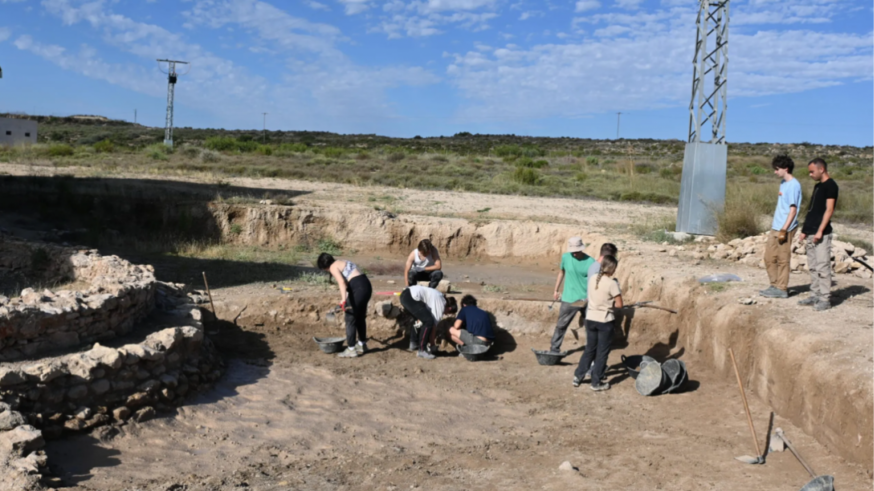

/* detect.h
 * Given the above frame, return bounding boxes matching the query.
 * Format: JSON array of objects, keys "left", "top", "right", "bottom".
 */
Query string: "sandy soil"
[{"left": 45, "top": 298, "right": 871, "bottom": 491}]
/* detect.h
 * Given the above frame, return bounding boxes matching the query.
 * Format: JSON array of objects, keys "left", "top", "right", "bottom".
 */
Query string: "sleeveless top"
[
  {"left": 412, "top": 249, "right": 435, "bottom": 272},
  {"left": 341, "top": 260, "right": 359, "bottom": 280}
]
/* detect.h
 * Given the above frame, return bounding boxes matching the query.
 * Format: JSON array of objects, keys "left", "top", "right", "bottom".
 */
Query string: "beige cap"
[{"left": 567, "top": 236, "right": 586, "bottom": 253}]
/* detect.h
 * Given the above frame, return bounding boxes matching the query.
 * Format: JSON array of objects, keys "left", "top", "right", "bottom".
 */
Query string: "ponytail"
[
  {"left": 596, "top": 272, "right": 604, "bottom": 290},
  {"left": 596, "top": 255, "right": 618, "bottom": 291}
]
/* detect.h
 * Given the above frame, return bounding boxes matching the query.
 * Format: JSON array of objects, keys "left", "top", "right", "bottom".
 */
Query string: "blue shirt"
[
  {"left": 771, "top": 177, "right": 802, "bottom": 231},
  {"left": 456, "top": 305, "right": 494, "bottom": 340}
]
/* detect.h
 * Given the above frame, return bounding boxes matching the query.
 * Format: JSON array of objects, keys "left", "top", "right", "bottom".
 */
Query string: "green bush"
[
  {"left": 387, "top": 152, "right": 405, "bottom": 163},
  {"left": 179, "top": 145, "right": 200, "bottom": 158},
  {"left": 717, "top": 197, "right": 763, "bottom": 242},
  {"left": 748, "top": 165, "right": 769, "bottom": 175},
  {"left": 515, "top": 157, "right": 548, "bottom": 169},
  {"left": 319, "top": 147, "right": 346, "bottom": 158},
  {"left": 585, "top": 156, "right": 599, "bottom": 166},
  {"left": 277, "top": 142, "right": 308, "bottom": 153},
  {"left": 494, "top": 144, "right": 523, "bottom": 157},
  {"left": 93, "top": 139, "right": 114, "bottom": 153},
  {"left": 146, "top": 144, "right": 169, "bottom": 161},
  {"left": 317, "top": 238, "right": 342, "bottom": 255},
  {"left": 204, "top": 136, "right": 259, "bottom": 153},
  {"left": 513, "top": 167, "right": 539, "bottom": 185},
  {"left": 575, "top": 172, "right": 588, "bottom": 182},
  {"left": 200, "top": 149, "right": 221, "bottom": 163},
  {"left": 48, "top": 144, "right": 74, "bottom": 157},
  {"left": 256, "top": 145, "right": 273, "bottom": 156}
]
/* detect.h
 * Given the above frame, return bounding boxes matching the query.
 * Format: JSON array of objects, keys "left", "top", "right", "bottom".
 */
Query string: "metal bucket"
[
  {"left": 799, "top": 475, "right": 834, "bottom": 491},
  {"left": 635, "top": 361, "right": 668, "bottom": 396},
  {"left": 531, "top": 349, "right": 570, "bottom": 366},
  {"left": 457, "top": 344, "right": 490, "bottom": 361},
  {"left": 661, "top": 359, "right": 688, "bottom": 394},
  {"left": 313, "top": 336, "right": 346, "bottom": 354}
]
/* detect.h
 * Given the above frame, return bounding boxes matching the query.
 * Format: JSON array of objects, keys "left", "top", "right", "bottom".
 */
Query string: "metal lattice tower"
[
  {"left": 157, "top": 59, "right": 188, "bottom": 147},
  {"left": 688, "top": 0, "right": 729, "bottom": 144}
]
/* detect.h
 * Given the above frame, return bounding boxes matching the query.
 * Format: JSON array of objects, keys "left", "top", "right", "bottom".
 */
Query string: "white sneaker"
[{"left": 337, "top": 347, "right": 358, "bottom": 358}]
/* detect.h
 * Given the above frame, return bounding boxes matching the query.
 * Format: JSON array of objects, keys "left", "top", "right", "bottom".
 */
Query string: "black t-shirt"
[
  {"left": 801, "top": 178, "right": 839, "bottom": 235},
  {"left": 456, "top": 306, "right": 495, "bottom": 340}
]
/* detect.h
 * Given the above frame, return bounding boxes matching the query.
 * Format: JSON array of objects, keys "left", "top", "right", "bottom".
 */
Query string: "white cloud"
[
  {"left": 615, "top": 0, "right": 643, "bottom": 9},
  {"left": 338, "top": 0, "right": 369, "bottom": 15},
  {"left": 371, "top": 0, "right": 500, "bottom": 38},
  {"left": 445, "top": 8, "right": 872, "bottom": 123},
  {"left": 575, "top": 0, "right": 600, "bottom": 13},
  {"left": 0, "top": 27, "right": 10, "bottom": 42},
  {"left": 304, "top": 0, "right": 331, "bottom": 11},
  {"left": 519, "top": 10, "right": 543, "bottom": 20},
  {"left": 29, "top": 0, "right": 438, "bottom": 128}
]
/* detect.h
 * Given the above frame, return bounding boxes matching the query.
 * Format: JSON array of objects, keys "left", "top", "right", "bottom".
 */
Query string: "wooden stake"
[
  {"left": 202, "top": 271, "right": 216, "bottom": 315},
  {"left": 729, "top": 348, "right": 761, "bottom": 458}
]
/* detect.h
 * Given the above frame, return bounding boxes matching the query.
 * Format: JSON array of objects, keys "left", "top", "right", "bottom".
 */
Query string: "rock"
[
  {"left": 22, "top": 361, "right": 65, "bottom": 383},
  {"left": 671, "top": 232, "right": 691, "bottom": 242},
  {"left": 668, "top": 250, "right": 677, "bottom": 257},
  {"left": 91, "top": 379, "right": 111, "bottom": 395},
  {"left": 9, "top": 451, "right": 47, "bottom": 474},
  {"left": 832, "top": 239, "right": 854, "bottom": 254},
  {"left": 74, "top": 407, "right": 92, "bottom": 420},
  {"left": 133, "top": 406, "right": 156, "bottom": 423},
  {"left": 0, "top": 410, "right": 26, "bottom": 431},
  {"left": 677, "top": 246, "right": 686, "bottom": 252},
  {"left": 387, "top": 280, "right": 396, "bottom": 285},
  {"left": 67, "top": 385, "right": 88, "bottom": 400},
  {"left": 436, "top": 279, "right": 451, "bottom": 294},
  {"left": 835, "top": 261, "right": 852, "bottom": 274},
  {"left": 657, "top": 247, "right": 667, "bottom": 253},
  {"left": 0, "top": 367, "right": 26, "bottom": 387},
  {"left": 63, "top": 418, "right": 87, "bottom": 432},
  {"left": 558, "top": 461, "right": 577, "bottom": 472},
  {"left": 692, "top": 252, "right": 705, "bottom": 260},
  {"left": 853, "top": 248, "right": 867, "bottom": 258},
  {"left": 159, "top": 373, "right": 178, "bottom": 388},
  {"left": 0, "top": 425, "right": 45, "bottom": 457},
  {"left": 112, "top": 407, "right": 131, "bottom": 421},
  {"left": 738, "top": 298, "right": 757, "bottom": 305},
  {"left": 125, "top": 392, "right": 151, "bottom": 408}
]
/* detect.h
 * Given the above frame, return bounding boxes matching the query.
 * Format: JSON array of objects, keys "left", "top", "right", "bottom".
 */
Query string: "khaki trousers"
[
  {"left": 806, "top": 234, "right": 832, "bottom": 299},
  {"left": 763, "top": 229, "right": 795, "bottom": 291}
]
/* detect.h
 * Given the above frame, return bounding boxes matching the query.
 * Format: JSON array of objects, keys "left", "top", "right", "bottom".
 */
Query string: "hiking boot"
[
  {"left": 760, "top": 286, "right": 788, "bottom": 298},
  {"left": 590, "top": 383, "right": 610, "bottom": 392},
  {"left": 417, "top": 350, "right": 436, "bottom": 360},
  {"left": 759, "top": 286, "right": 779, "bottom": 296},
  {"left": 572, "top": 376, "right": 582, "bottom": 388},
  {"left": 355, "top": 342, "right": 367, "bottom": 355},
  {"left": 797, "top": 296, "right": 818, "bottom": 306},
  {"left": 814, "top": 300, "right": 830, "bottom": 311},
  {"left": 337, "top": 347, "right": 358, "bottom": 358}
]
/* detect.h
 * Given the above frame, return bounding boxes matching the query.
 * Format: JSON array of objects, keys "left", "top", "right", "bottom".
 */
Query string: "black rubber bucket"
[
  {"left": 662, "top": 359, "right": 688, "bottom": 394},
  {"left": 621, "top": 355, "right": 658, "bottom": 380},
  {"left": 457, "top": 344, "right": 490, "bottom": 361},
  {"left": 531, "top": 349, "right": 570, "bottom": 366},
  {"left": 635, "top": 361, "right": 668, "bottom": 396},
  {"left": 313, "top": 336, "right": 346, "bottom": 354}
]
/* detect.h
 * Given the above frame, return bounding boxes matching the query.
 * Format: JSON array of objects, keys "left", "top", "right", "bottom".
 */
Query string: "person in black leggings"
[{"left": 318, "top": 253, "right": 373, "bottom": 358}]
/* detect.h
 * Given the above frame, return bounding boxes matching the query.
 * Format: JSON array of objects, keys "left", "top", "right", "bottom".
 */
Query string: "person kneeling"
[
  {"left": 400, "top": 285, "right": 457, "bottom": 360},
  {"left": 449, "top": 295, "right": 494, "bottom": 349}
]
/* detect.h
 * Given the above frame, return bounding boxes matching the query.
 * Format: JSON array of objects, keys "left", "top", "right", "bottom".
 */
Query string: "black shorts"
[{"left": 459, "top": 330, "right": 491, "bottom": 346}]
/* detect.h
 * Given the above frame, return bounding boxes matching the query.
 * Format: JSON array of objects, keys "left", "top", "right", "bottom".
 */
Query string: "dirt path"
[{"left": 46, "top": 307, "right": 871, "bottom": 491}]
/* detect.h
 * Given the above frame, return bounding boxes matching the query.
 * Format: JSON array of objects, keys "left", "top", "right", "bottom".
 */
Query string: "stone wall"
[
  {"left": 0, "top": 239, "right": 158, "bottom": 361},
  {"left": 0, "top": 282, "right": 222, "bottom": 488}
]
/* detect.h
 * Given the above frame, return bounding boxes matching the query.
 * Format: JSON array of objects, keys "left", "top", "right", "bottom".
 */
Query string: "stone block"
[
  {"left": 112, "top": 406, "right": 131, "bottom": 421},
  {"left": 0, "top": 410, "right": 26, "bottom": 431},
  {"left": 133, "top": 406, "right": 155, "bottom": 423},
  {"left": 0, "top": 367, "right": 26, "bottom": 387},
  {"left": 67, "top": 385, "right": 88, "bottom": 400},
  {"left": 91, "top": 379, "right": 110, "bottom": 395},
  {"left": 0, "top": 425, "right": 45, "bottom": 457}
]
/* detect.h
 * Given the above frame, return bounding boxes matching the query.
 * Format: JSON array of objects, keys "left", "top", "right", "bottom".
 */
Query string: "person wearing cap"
[{"left": 548, "top": 237, "right": 596, "bottom": 353}]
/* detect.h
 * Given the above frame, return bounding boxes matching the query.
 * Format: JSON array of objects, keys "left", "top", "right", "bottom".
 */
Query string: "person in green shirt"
[{"left": 549, "top": 236, "right": 596, "bottom": 353}]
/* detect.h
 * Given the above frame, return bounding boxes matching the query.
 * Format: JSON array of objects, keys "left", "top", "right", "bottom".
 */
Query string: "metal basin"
[
  {"left": 313, "top": 336, "right": 346, "bottom": 354},
  {"left": 799, "top": 475, "right": 834, "bottom": 491},
  {"left": 621, "top": 354, "right": 658, "bottom": 380},
  {"left": 531, "top": 349, "right": 570, "bottom": 366},
  {"left": 457, "top": 344, "right": 490, "bottom": 361}
]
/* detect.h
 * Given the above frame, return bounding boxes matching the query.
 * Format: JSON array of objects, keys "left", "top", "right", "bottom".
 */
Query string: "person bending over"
[
  {"left": 573, "top": 255, "right": 622, "bottom": 392},
  {"left": 399, "top": 285, "right": 457, "bottom": 360},
  {"left": 405, "top": 239, "right": 443, "bottom": 289},
  {"left": 318, "top": 253, "right": 373, "bottom": 359},
  {"left": 449, "top": 295, "right": 494, "bottom": 348}
]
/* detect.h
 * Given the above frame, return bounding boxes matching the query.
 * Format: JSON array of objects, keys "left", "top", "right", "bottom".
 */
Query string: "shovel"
[
  {"left": 729, "top": 348, "right": 765, "bottom": 465},
  {"left": 626, "top": 301, "right": 678, "bottom": 314},
  {"left": 773, "top": 429, "right": 835, "bottom": 491}
]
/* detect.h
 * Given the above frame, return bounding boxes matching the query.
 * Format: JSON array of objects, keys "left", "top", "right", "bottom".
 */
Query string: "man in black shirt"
[{"left": 798, "top": 158, "right": 838, "bottom": 311}]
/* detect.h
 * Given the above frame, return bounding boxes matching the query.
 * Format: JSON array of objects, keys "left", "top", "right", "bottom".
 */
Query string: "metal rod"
[
  {"left": 775, "top": 429, "right": 817, "bottom": 479},
  {"left": 202, "top": 271, "right": 216, "bottom": 315}
]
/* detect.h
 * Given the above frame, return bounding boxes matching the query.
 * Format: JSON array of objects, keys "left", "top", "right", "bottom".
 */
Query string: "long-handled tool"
[
  {"left": 850, "top": 255, "right": 874, "bottom": 272},
  {"left": 773, "top": 429, "right": 835, "bottom": 491},
  {"left": 729, "top": 348, "right": 764, "bottom": 465},
  {"left": 626, "top": 301, "right": 678, "bottom": 314}
]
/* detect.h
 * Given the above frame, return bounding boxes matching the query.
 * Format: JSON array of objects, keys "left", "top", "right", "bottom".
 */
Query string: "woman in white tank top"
[{"left": 404, "top": 239, "right": 444, "bottom": 289}]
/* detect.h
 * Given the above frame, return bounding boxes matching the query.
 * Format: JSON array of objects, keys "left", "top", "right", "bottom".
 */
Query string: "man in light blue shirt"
[{"left": 760, "top": 155, "right": 802, "bottom": 298}]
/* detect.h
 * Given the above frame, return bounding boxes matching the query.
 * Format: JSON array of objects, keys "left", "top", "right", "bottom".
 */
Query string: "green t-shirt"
[{"left": 560, "top": 252, "right": 596, "bottom": 303}]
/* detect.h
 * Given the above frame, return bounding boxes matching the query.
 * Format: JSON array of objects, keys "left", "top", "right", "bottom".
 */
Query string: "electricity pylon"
[{"left": 157, "top": 59, "right": 189, "bottom": 147}]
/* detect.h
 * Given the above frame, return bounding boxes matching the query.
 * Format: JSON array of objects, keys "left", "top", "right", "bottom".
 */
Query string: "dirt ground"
[
  {"left": 45, "top": 287, "right": 871, "bottom": 491},
  {"left": 0, "top": 164, "right": 869, "bottom": 490}
]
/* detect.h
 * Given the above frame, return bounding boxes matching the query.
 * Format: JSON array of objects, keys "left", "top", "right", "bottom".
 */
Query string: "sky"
[{"left": 0, "top": 0, "right": 872, "bottom": 146}]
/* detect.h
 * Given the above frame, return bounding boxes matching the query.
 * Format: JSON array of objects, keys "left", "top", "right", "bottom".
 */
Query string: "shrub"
[
  {"left": 204, "top": 136, "right": 259, "bottom": 153},
  {"left": 277, "top": 142, "right": 308, "bottom": 153},
  {"left": 494, "top": 144, "right": 523, "bottom": 157},
  {"left": 180, "top": 145, "right": 200, "bottom": 158},
  {"left": 200, "top": 149, "right": 222, "bottom": 163},
  {"left": 319, "top": 147, "right": 346, "bottom": 158},
  {"left": 48, "top": 144, "right": 74, "bottom": 157},
  {"left": 532, "top": 159, "right": 549, "bottom": 168},
  {"left": 256, "top": 145, "right": 273, "bottom": 156},
  {"left": 716, "top": 198, "right": 763, "bottom": 242},
  {"left": 93, "top": 139, "right": 114, "bottom": 153},
  {"left": 229, "top": 223, "right": 243, "bottom": 235},
  {"left": 317, "top": 238, "right": 342, "bottom": 255},
  {"left": 748, "top": 165, "right": 769, "bottom": 175},
  {"left": 575, "top": 172, "right": 588, "bottom": 182},
  {"left": 513, "top": 167, "right": 539, "bottom": 185},
  {"left": 585, "top": 156, "right": 599, "bottom": 166},
  {"left": 146, "top": 144, "right": 169, "bottom": 161},
  {"left": 387, "top": 152, "right": 405, "bottom": 163}
]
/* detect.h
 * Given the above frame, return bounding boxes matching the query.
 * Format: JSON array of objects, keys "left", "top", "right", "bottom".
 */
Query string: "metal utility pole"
[
  {"left": 262, "top": 112, "right": 268, "bottom": 143},
  {"left": 616, "top": 112, "right": 622, "bottom": 139},
  {"left": 677, "top": 0, "right": 730, "bottom": 236},
  {"left": 134, "top": 109, "right": 137, "bottom": 124},
  {"left": 157, "top": 59, "right": 189, "bottom": 147}
]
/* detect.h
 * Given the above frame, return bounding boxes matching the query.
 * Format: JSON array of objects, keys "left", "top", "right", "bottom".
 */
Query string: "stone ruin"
[{"left": 0, "top": 238, "right": 222, "bottom": 489}]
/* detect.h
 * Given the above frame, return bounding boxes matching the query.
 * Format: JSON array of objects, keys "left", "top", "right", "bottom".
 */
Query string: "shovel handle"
[
  {"left": 776, "top": 430, "right": 817, "bottom": 478},
  {"left": 729, "top": 348, "right": 761, "bottom": 459}
]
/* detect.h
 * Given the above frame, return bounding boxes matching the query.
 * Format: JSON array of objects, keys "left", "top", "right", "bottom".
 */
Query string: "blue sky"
[{"left": 1, "top": 0, "right": 871, "bottom": 146}]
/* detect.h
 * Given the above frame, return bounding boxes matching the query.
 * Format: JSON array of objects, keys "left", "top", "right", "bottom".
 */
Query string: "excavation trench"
[{"left": 0, "top": 177, "right": 868, "bottom": 474}]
